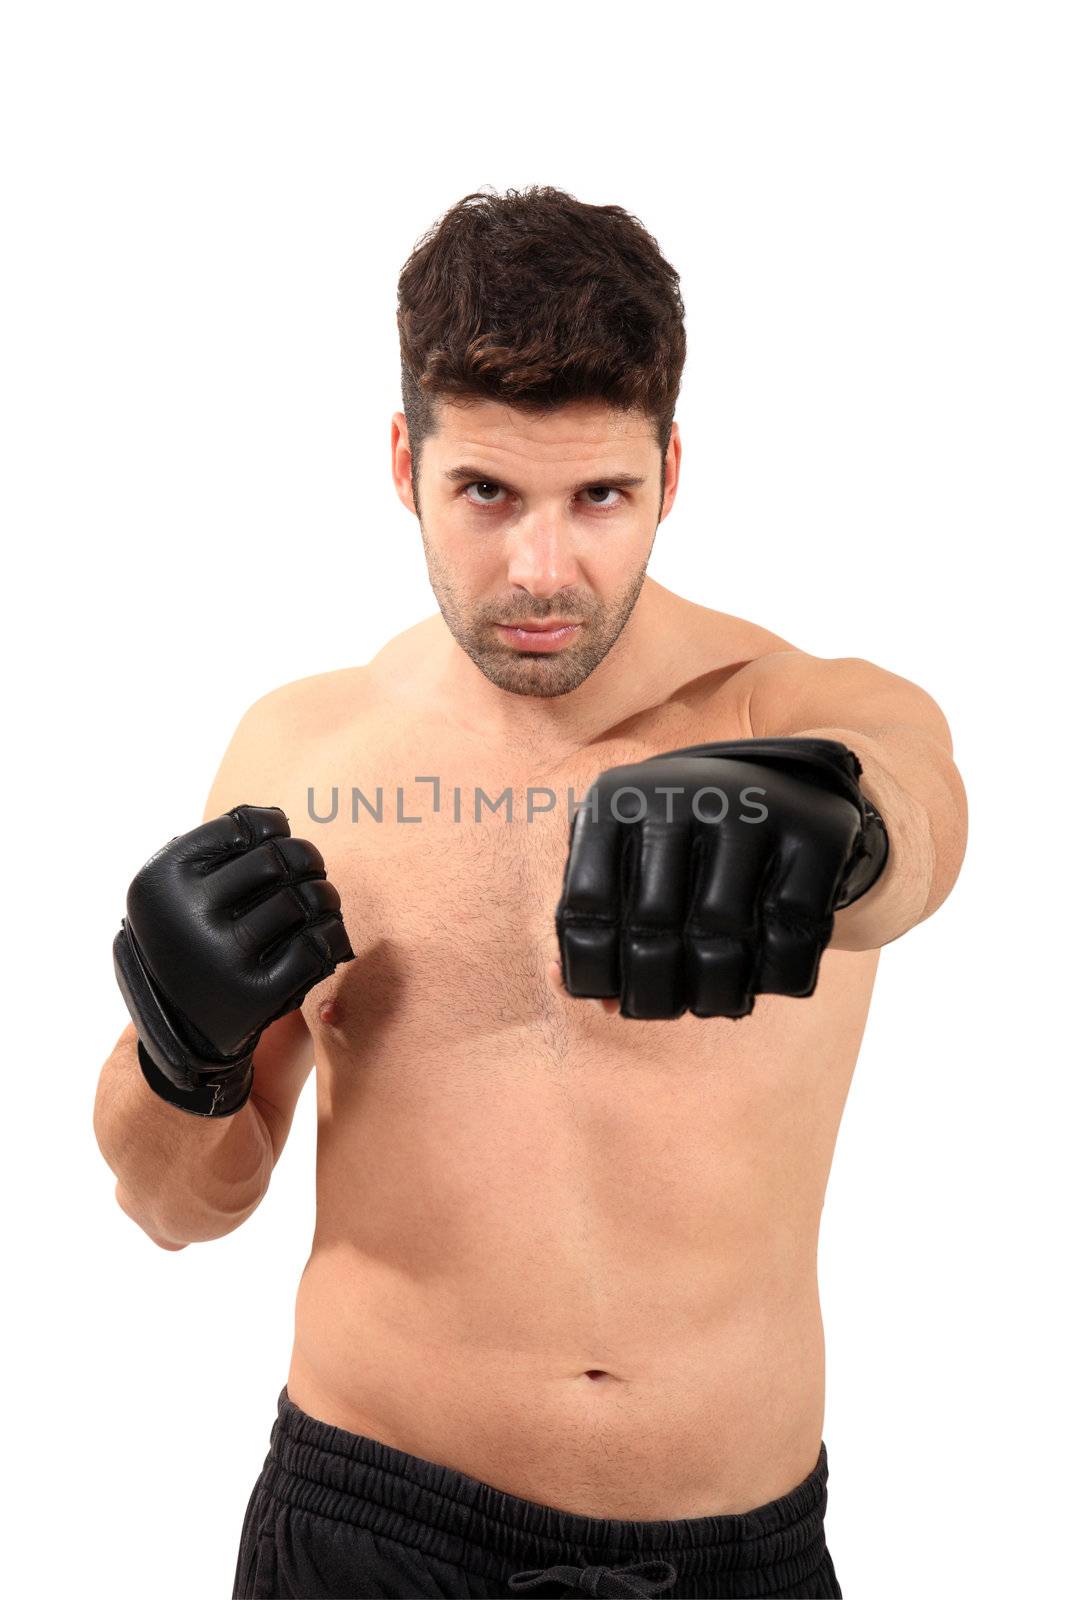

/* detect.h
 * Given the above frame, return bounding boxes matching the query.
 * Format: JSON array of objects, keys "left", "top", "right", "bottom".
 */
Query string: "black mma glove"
[
  {"left": 114, "top": 805, "right": 354, "bottom": 1117},
  {"left": 555, "top": 737, "right": 888, "bottom": 1020}
]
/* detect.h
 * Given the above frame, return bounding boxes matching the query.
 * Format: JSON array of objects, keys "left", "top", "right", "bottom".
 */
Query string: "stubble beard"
[{"left": 420, "top": 532, "right": 651, "bottom": 699}]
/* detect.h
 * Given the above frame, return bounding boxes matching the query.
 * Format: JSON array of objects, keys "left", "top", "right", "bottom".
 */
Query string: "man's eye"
[
  {"left": 584, "top": 486, "right": 623, "bottom": 508},
  {"left": 464, "top": 481, "right": 506, "bottom": 507},
  {"left": 462, "top": 482, "right": 624, "bottom": 510}
]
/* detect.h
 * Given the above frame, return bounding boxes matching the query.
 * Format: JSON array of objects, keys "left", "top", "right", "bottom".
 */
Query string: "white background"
[{"left": 3, "top": 3, "right": 1064, "bottom": 1596}]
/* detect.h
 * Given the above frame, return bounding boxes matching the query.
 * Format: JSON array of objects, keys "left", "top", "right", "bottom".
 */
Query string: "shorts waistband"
[{"left": 258, "top": 1387, "right": 832, "bottom": 1593}]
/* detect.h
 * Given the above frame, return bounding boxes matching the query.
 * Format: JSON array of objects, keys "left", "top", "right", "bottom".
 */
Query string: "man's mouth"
[{"left": 494, "top": 620, "right": 583, "bottom": 653}]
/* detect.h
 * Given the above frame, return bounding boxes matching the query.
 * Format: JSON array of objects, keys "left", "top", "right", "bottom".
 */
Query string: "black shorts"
[{"left": 232, "top": 1386, "right": 843, "bottom": 1598}]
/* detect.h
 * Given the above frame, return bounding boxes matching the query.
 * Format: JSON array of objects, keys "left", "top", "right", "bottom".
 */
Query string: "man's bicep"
[
  {"left": 201, "top": 670, "right": 358, "bottom": 823},
  {"left": 741, "top": 650, "right": 955, "bottom": 752},
  {"left": 197, "top": 678, "right": 326, "bottom": 1160},
  {"left": 250, "top": 1008, "right": 315, "bottom": 1167},
  {"left": 201, "top": 688, "right": 291, "bottom": 823}
]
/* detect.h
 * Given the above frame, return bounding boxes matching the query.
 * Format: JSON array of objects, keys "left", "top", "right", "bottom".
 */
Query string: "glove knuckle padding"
[
  {"left": 556, "top": 808, "right": 623, "bottom": 1000},
  {"left": 115, "top": 804, "right": 354, "bottom": 1115},
  {"left": 265, "top": 922, "right": 348, "bottom": 1008},
  {"left": 686, "top": 827, "right": 769, "bottom": 1018},
  {"left": 311, "top": 914, "right": 356, "bottom": 967},
  {"left": 555, "top": 737, "right": 889, "bottom": 1020},
  {"left": 632, "top": 820, "right": 691, "bottom": 924},
  {"left": 560, "top": 808, "right": 622, "bottom": 916},
  {"left": 173, "top": 804, "right": 290, "bottom": 864},
  {"left": 232, "top": 885, "right": 312, "bottom": 960},
  {"left": 295, "top": 877, "right": 343, "bottom": 920}
]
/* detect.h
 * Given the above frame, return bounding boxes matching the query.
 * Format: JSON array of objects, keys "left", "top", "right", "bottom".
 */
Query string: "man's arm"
[
  {"left": 200, "top": 687, "right": 319, "bottom": 1161},
  {"left": 95, "top": 1022, "right": 275, "bottom": 1250},
  {"left": 739, "top": 651, "right": 968, "bottom": 951},
  {"left": 95, "top": 687, "right": 324, "bottom": 1247}
]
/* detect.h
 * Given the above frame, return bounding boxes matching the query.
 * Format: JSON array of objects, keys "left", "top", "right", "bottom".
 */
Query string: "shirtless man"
[{"left": 93, "top": 187, "right": 967, "bottom": 1600}]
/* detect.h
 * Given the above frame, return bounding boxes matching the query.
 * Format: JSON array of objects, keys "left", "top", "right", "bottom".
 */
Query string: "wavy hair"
[{"left": 397, "top": 186, "right": 686, "bottom": 500}]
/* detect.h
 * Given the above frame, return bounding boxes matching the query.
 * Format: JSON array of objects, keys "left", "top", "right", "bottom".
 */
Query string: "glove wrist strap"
[
  {"left": 115, "top": 923, "right": 256, "bottom": 1118},
  {"left": 136, "top": 1038, "right": 254, "bottom": 1118},
  {"left": 835, "top": 794, "right": 889, "bottom": 907},
  {"left": 654, "top": 735, "right": 890, "bottom": 908}
]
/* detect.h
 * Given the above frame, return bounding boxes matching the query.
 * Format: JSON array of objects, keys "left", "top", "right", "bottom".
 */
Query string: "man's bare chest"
[
  {"left": 275, "top": 699, "right": 878, "bottom": 1250},
  {"left": 279, "top": 685, "right": 829, "bottom": 1058},
  {"left": 295, "top": 737, "right": 646, "bottom": 1038}
]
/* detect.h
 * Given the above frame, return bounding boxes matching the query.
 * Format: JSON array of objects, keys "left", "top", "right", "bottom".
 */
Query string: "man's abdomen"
[
  {"left": 285, "top": 1222, "right": 828, "bottom": 1519},
  {"left": 286, "top": 957, "right": 873, "bottom": 1519}
]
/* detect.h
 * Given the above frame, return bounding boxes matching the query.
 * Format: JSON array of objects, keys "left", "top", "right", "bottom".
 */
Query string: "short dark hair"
[{"left": 396, "top": 185, "right": 686, "bottom": 502}]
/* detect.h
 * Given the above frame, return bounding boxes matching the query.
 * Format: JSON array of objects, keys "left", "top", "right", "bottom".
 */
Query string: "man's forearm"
[
  {"left": 94, "top": 1027, "right": 274, "bottom": 1247},
  {"left": 791, "top": 723, "right": 967, "bottom": 951}
]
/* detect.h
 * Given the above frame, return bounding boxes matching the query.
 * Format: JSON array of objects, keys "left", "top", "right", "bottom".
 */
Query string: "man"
[{"left": 94, "top": 186, "right": 967, "bottom": 1599}]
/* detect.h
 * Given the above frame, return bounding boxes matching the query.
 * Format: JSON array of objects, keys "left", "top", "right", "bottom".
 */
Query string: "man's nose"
[{"left": 504, "top": 516, "right": 581, "bottom": 598}]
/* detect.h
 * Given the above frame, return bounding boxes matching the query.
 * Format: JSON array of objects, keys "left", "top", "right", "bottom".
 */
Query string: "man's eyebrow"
[{"left": 443, "top": 464, "right": 647, "bottom": 492}]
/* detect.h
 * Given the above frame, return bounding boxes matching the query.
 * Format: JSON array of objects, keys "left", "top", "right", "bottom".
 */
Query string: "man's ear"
[
  {"left": 658, "top": 419, "right": 682, "bottom": 523},
  {"left": 391, "top": 411, "right": 417, "bottom": 515}
]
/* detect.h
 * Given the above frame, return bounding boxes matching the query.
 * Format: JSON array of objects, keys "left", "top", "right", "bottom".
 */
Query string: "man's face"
[{"left": 392, "top": 399, "right": 679, "bottom": 698}]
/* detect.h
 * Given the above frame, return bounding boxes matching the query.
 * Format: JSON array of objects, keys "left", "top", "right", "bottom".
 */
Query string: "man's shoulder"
[
  {"left": 662, "top": 595, "right": 801, "bottom": 714},
  {"left": 680, "top": 597, "right": 797, "bottom": 667},
  {"left": 237, "top": 664, "right": 372, "bottom": 741},
  {"left": 203, "top": 666, "right": 374, "bottom": 818},
  {"left": 610, "top": 591, "right": 803, "bottom": 749},
  {"left": 230, "top": 611, "right": 440, "bottom": 743}
]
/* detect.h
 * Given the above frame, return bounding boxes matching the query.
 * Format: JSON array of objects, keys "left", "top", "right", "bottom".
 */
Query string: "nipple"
[{"left": 318, "top": 998, "right": 342, "bottom": 1027}]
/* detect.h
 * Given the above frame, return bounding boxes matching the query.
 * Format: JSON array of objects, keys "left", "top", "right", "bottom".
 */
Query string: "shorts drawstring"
[{"left": 507, "top": 1557, "right": 680, "bottom": 1596}]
